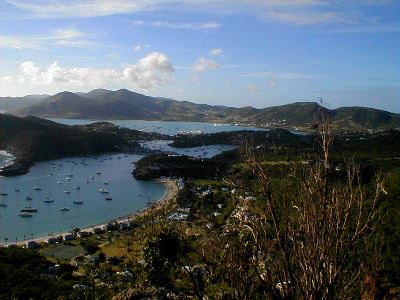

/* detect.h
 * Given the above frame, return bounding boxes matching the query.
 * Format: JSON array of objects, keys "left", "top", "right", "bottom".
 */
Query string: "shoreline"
[
  {"left": 0, "top": 150, "right": 16, "bottom": 169},
  {"left": 0, "top": 178, "right": 179, "bottom": 247}
]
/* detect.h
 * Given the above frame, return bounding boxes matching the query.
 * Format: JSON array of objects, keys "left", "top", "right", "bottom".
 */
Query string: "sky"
[{"left": 0, "top": 0, "right": 399, "bottom": 112}]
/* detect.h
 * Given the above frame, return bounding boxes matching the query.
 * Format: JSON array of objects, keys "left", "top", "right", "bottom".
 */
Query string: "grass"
[
  {"left": 190, "top": 179, "right": 223, "bottom": 186},
  {"left": 40, "top": 243, "right": 84, "bottom": 260}
]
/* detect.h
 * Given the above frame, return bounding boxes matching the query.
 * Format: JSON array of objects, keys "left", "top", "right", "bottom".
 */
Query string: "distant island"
[{"left": 1, "top": 88, "right": 399, "bottom": 131}]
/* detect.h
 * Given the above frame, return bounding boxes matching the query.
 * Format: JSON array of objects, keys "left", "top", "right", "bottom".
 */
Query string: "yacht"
[
  {"left": 21, "top": 207, "right": 38, "bottom": 213},
  {"left": 44, "top": 197, "right": 54, "bottom": 203},
  {"left": 98, "top": 188, "right": 109, "bottom": 194},
  {"left": 60, "top": 198, "right": 70, "bottom": 211},
  {"left": 19, "top": 212, "right": 33, "bottom": 217},
  {"left": 73, "top": 191, "right": 83, "bottom": 205}
]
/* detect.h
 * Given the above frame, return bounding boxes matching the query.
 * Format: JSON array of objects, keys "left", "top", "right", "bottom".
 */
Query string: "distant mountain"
[
  {"left": 0, "top": 94, "right": 49, "bottom": 111},
  {"left": 10, "top": 89, "right": 400, "bottom": 130}
]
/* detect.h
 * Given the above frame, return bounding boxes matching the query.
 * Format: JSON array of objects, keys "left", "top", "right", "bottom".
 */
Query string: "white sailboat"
[
  {"left": 73, "top": 190, "right": 83, "bottom": 205},
  {"left": 60, "top": 195, "right": 70, "bottom": 211}
]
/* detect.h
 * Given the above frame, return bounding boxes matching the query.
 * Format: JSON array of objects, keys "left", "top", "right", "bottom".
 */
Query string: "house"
[
  {"left": 63, "top": 234, "right": 75, "bottom": 241},
  {"left": 46, "top": 237, "right": 59, "bottom": 244},
  {"left": 118, "top": 221, "right": 130, "bottom": 230},
  {"left": 78, "top": 231, "right": 92, "bottom": 238},
  {"left": 25, "top": 240, "right": 40, "bottom": 249},
  {"left": 92, "top": 227, "right": 103, "bottom": 234}
]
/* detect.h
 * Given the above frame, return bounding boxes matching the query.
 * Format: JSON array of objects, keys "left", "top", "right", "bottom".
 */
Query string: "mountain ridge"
[{"left": 5, "top": 89, "right": 400, "bottom": 131}]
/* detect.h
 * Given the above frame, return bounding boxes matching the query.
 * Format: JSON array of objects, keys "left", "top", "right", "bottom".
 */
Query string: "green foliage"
[
  {"left": 143, "top": 226, "right": 187, "bottom": 287},
  {"left": 0, "top": 247, "right": 73, "bottom": 299}
]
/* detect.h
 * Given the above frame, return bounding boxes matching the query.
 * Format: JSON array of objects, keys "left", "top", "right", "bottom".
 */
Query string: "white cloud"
[
  {"left": 268, "top": 77, "right": 277, "bottom": 88},
  {"left": 247, "top": 84, "right": 258, "bottom": 93},
  {"left": 189, "top": 74, "right": 201, "bottom": 81},
  {"left": 265, "top": 11, "right": 353, "bottom": 26},
  {"left": 5, "top": 0, "right": 395, "bottom": 33},
  {"left": 133, "top": 20, "right": 221, "bottom": 30},
  {"left": 133, "top": 44, "right": 150, "bottom": 52},
  {"left": 9, "top": 52, "right": 174, "bottom": 91},
  {"left": 123, "top": 52, "right": 174, "bottom": 89},
  {"left": 0, "top": 27, "right": 94, "bottom": 50},
  {"left": 20, "top": 61, "right": 120, "bottom": 86},
  {"left": 210, "top": 48, "right": 223, "bottom": 56},
  {"left": 192, "top": 57, "right": 219, "bottom": 72},
  {"left": 0, "top": 76, "right": 13, "bottom": 82},
  {"left": 242, "top": 71, "right": 313, "bottom": 79}
]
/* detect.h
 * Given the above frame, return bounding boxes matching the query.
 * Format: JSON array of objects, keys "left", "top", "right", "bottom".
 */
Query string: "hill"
[
  {"left": 0, "top": 95, "right": 48, "bottom": 111},
  {"left": 10, "top": 89, "right": 400, "bottom": 131},
  {"left": 0, "top": 114, "right": 166, "bottom": 176}
]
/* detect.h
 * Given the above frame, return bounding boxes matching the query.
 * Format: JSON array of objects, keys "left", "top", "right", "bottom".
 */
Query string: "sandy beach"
[{"left": 1, "top": 178, "right": 178, "bottom": 246}]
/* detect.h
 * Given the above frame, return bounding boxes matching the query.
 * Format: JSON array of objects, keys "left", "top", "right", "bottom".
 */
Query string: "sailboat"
[
  {"left": 0, "top": 195, "right": 7, "bottom": 207},
  {"left": 26, "top": 189, "right": 33, "bottom": 201},
  {"left": 60, "top": 195, "right": 70, "bottom": 211},
  {"left": 73, "top": 190, "right": 83, "bottom": 205},
  {"left": 44, "top": 189, "right": 54, "bottom": 203},
  {"left": 19, "top": 211, "right": 32, "bottom": 217}
]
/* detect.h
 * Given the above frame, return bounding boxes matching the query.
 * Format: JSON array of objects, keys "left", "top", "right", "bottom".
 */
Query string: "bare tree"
[{"left": 219, "top": 106, "right": 384, "bottom": 299}]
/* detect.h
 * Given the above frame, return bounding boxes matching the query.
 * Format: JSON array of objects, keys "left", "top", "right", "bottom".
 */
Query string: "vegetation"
[
  {"left": 7, "top": 88, "right": 400, "bottom": 131},
  {"left": 1, "top": 109, "right": 400, "bottom": 298}
]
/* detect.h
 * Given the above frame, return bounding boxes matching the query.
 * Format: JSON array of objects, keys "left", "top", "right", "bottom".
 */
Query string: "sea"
[{"left": 0, "top": 119, "right": 261, "bottom": 242}]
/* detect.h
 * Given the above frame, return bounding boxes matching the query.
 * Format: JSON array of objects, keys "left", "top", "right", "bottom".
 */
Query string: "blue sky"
[{"left": 0, "top": 0, "right": 399, "bottom": 112}]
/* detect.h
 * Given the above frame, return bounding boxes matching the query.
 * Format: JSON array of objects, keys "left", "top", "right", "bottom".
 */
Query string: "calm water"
[
  {"left": 0, "top": 120, "right": 245, "bottom": 242},
  {"left": 0, "top": 153, "right": 165, "bottom": 242},
  {"left": 141, "top": 140, "right": 237, "bottom": 158},
  {"left": 48, "top": 118, "right": 265, "bottom": 135}
]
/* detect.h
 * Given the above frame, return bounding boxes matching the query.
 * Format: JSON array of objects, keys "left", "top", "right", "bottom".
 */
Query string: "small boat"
[
  {"left": 63, "top": 190, "right": 71, "bottom": 194},
  {"left": 19, "top": 212, "right": 33, "bottom": 217},
  {"left": 12, "top": 187, "right": 20, "bottom": 192},
  {"left": 0, "top": 193, "right": 8, "bottom": 196},
  {"left": 66, "top": 177, "right": 71, "bottom": 181},
  {"left": 104, "top": 181, "right": 109, "bottom": 185},
  {"left": 105, "top": 197, "right": 112, "bottom": 201},
  {"left": 73, "top": 199, "right": 83, "bottom": 204},
  {"left": 57, "top": 181, "right": 62, "bottom": 184},
  {"left": 21, "top": 207, "right": 38, "bottom": 212},
  {"left": 0, "top": 203, "right": 7, "bottom": 207},
  {"left": 26, "top": 196, "right": 33, "bottom": 201},
  {"left": 96, "top": 172, "right": 101, "bottom": 175},
  {"left": 84, "top": 180, "right": 89, "bottom": 183},
  {"left": 98, "top": 188, "right": 109, "bottom": 194},
  {"left": 60, "top": 197, "right": 70, "bottom": 211},
  {"left": 44, "top": 197, "right": 54, "bottom": 203},
  {"left": 33, "top": 186, "right": 42, "bottom": 191},
  {"left": 75, "top": 186, "right": 80, "bottom": 190},
  {"left": 90, "top": 176, "right": 95, "bottom": 180}
]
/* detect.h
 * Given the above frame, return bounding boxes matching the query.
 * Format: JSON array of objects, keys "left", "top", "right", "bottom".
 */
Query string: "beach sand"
[{"left": 1, "top": 178, "right": 178, "bottom": 246}]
